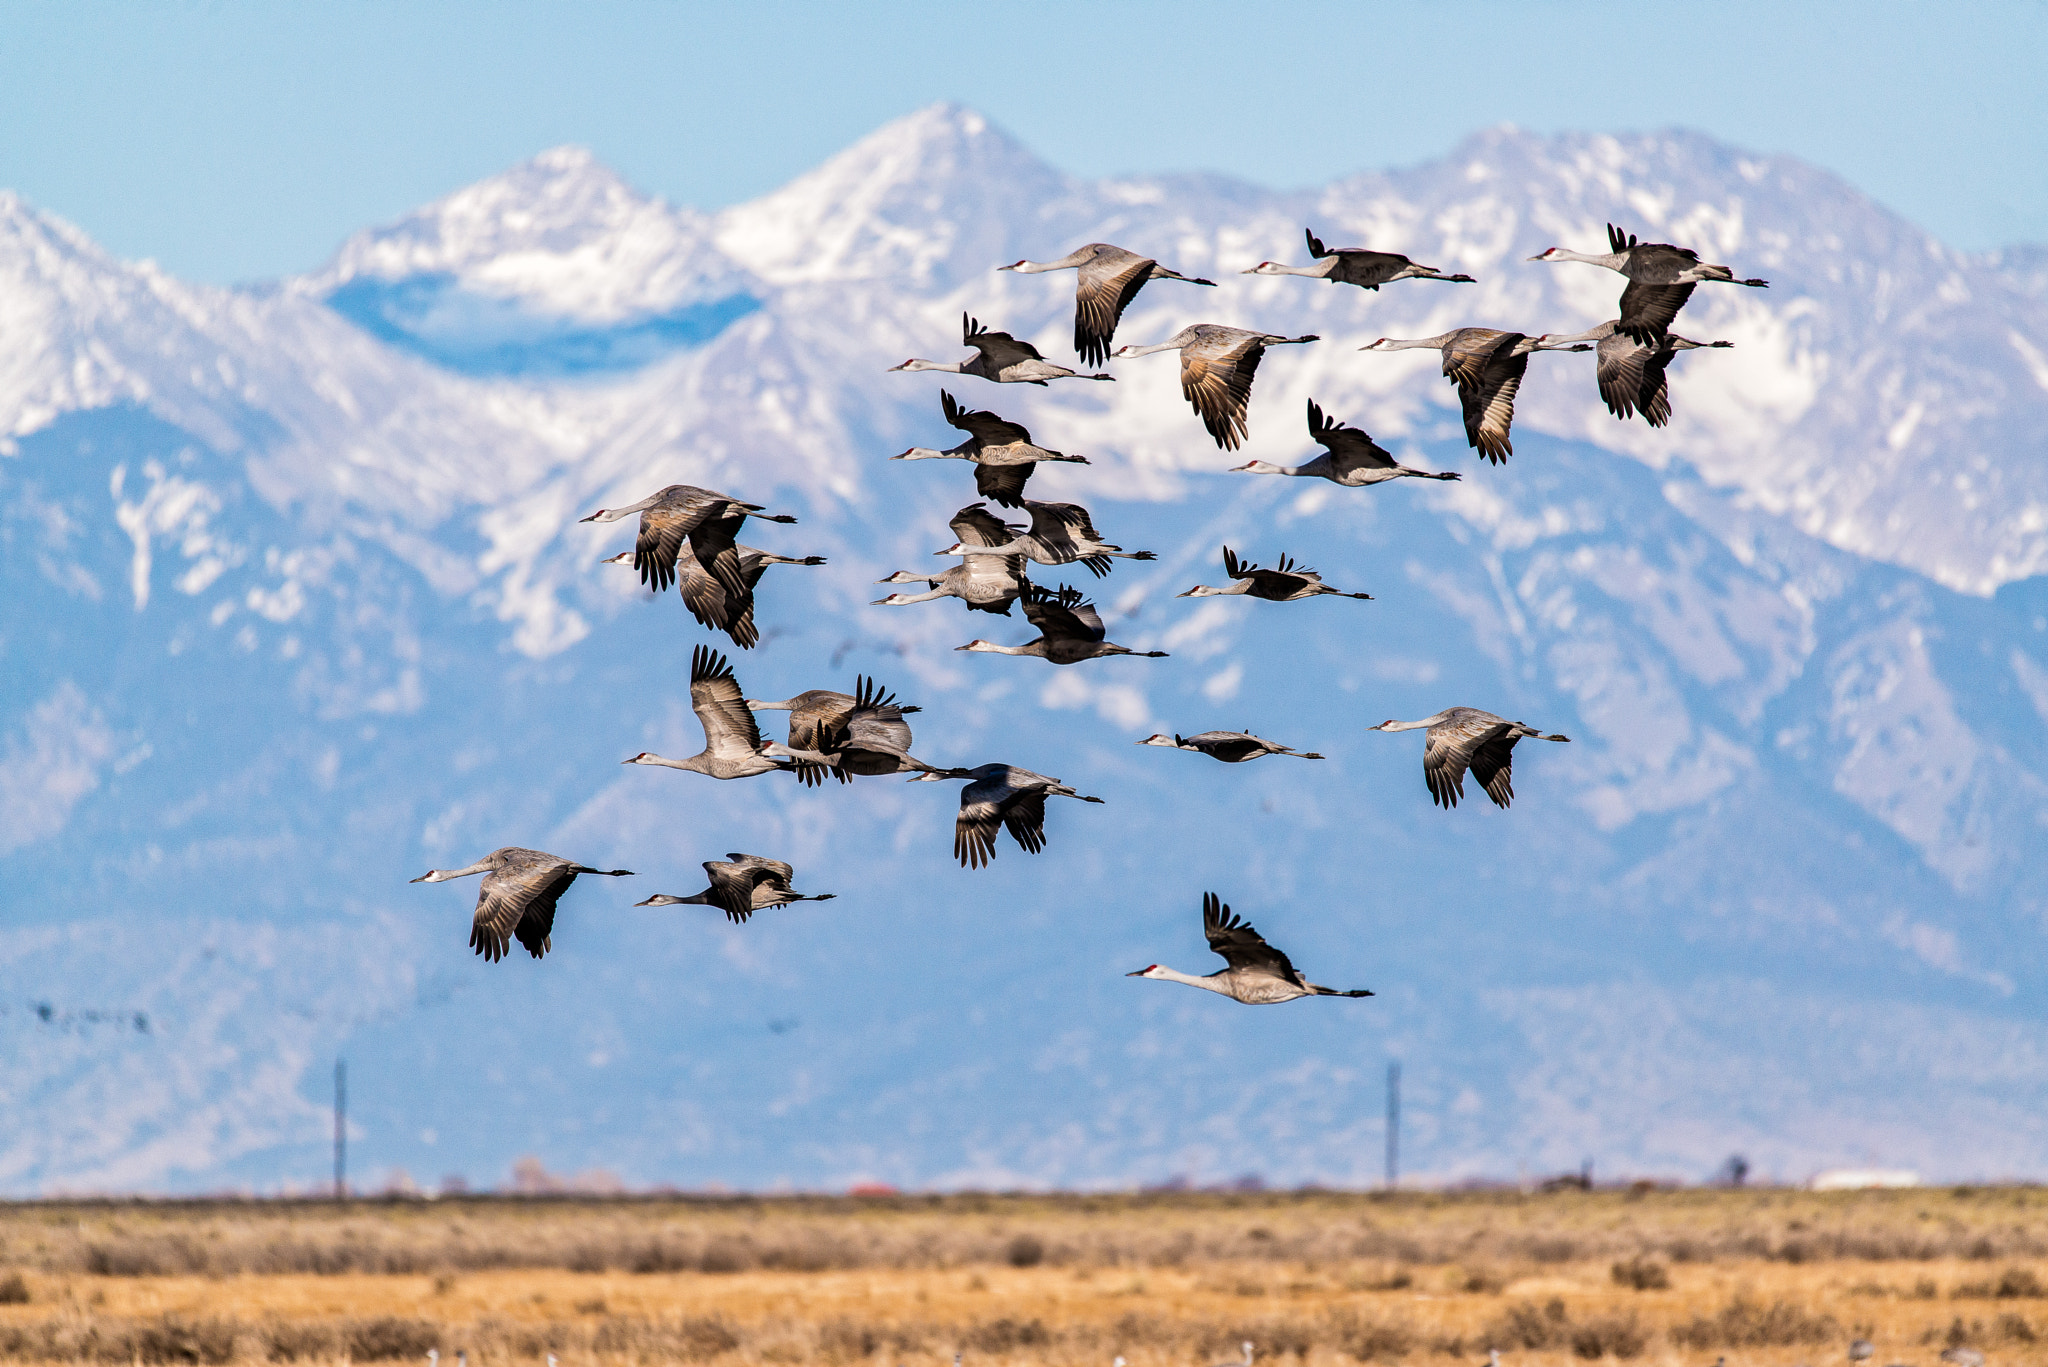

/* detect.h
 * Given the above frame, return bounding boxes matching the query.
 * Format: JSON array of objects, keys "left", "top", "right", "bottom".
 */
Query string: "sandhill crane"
[
  {"left": 1232, "top": 399, "right": 1461, "bottom": 486},
  {"left": 1128, "top": 893, "right": 1373, "bottom": 1004},
  {"left": 957, "top": 582, "right": 1170, "bottom": 664},
  {"left": 634, "top": 855, "right": 835, "bottom": 924},
  {"left": 749, "top": 675, "right": 935, "bottom": 785},
  {"left": 889, "top": 313, "right": 1113, "bottom": 384},
  {"left": 893, "top": 390, "right": 1091, "bottom": 508},
  {"left": 1113, "top": 325, "right": 1319, "bottom": 450},
  {"left": 1138, "top": 731, "right": 1324, "bottom": 762},
  {"left": 410, "top": 847, "right": 633, "bottom": 962},
  {"left": 599, "top": 543, "right": 825, "bottom": 650},
  {"left": 873, "top": 554, "right": 1029, "bottom": 615},
  {"left": 1176, "top": 546, "right": 1372, "bottom": 602},
  {"left": 1243, "top": 230, "right": 1476, "bottom": 290},
  {"left": 579, "top": 484, "right": 797, "bottom": 598},
  {"left": 1535, "top": 321, "right": 1733, "bottom": 428},
  {"left": 909, "top": 763, "right": 1105, "bottom": 868},
  {"left": 938, "top": 501, "right": 1157, "bottom": 578},
  {"left": 1530, "top": 223, "right": 1768, "bottom": 343},
  {"left": 1358, "top": 329, "right": 1591, "bottom": 463},
  {"left": 1370, "top": 708, "right": 1571, "bottom": 809},
  {"left": 622, "top": 646, "right": 831, "bottom": 779},
  {"left": 999, "top": 242, "right": 1217, "bottom": 365},
  {"left": 1938, "top": 1348, "right": 1985, "bottom": 1367}
]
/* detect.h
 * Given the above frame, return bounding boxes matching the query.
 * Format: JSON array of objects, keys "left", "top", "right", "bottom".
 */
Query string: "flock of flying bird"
[{"left": 411, "top": 219, "right": 1764, "bottom": 1005}]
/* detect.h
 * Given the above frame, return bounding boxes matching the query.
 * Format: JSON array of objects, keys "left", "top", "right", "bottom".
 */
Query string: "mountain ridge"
[{"left": 1, "top": 105, "right": 2044, "bottom": 1193}]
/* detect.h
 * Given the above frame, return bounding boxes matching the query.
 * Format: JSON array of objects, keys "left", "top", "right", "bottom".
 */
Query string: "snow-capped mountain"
[{"left": 2, "top": 105, "right": 2045, "bottom": 1194}]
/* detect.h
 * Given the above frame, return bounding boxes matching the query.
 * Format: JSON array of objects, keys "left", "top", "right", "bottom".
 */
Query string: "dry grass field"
[{"left": 2, "top": 1188, "right": 2046, "bottom": 1366}]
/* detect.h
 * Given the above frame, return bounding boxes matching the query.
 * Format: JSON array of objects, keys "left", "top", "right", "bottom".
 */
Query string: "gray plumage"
[
  {"left": 409, "top": 847, "right": 633, "bottom": 963},
  {"left": 1359, "top": 329, "right": 1592, "bottom": 463},
  {"left": 748, "top": 675, "right": 934, "bottom": 786},
  {"left": 1137, "top": 731, "right": 1324, "bottom": 763},
  {"left": 889, "top": 313, "right": 1114, "bottom": 384},
  {"left": 600, "top": 541, "right": 825, "bottom": 650},
  {"left": 938, "top": 500, "right": 1156, "bottom": 578},
  {"left": 622, "top": 646, "right": 828, "bottom": 779},
  {"left": 1233, "top": 399, "right": 1461, "bottom": 485},
  {"left": 1000, "top": 241, "right": 1217, "bottom": 366},
  {"left": 1113, "top": 324, "right": 1319, "bottom": 450},
  {"left": 872, "top": 552, "right": 1030, "bottom": 615},
  {"left": 578, "top": 483, "right": 797, "bottom": 600},
  {"left": 1242, "top": 229, "right": 1476, "bottom": 290},
  {"left": 1176, "top": 545, "right": 1373, "bottom": 602},
  {"left": 956, "top": 582, "right": 1170, "bottom": 664},
  {"left": 1530, "top": 223, "right": 1768, "bottom": 344},
  {"left": 1371, "top": 707, "right": 1571, "bottom": 809},
  {"left": 634, "top": 854, "right": 835, "bottom": 925},
  {"left": 1538, "top": 320, "right": 1734, "bottom": 428},
  {"left": 1128, "top": 893, "right": 1373, "bottom": 1004},
  {"left": 892, "top": 390, "right": 1091, "bottom": 508},
  {"left": 910, "top": 762, "right": 1105, "bottom": 869}
]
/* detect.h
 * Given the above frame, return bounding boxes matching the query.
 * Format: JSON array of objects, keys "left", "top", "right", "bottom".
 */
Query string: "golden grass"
[{"left": 0, "top": 1188, "right": 2045, "bottom": 1364}]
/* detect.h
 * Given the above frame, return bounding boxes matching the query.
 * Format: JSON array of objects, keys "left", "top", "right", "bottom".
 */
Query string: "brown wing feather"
[
  {"left": 1618, "top": 280, "right": 1695, "bottom": 344},
  {"left": 963, "top": 313, "right": 1046, "bottom": 366},
  {"left": 1423, "top": 713, "right": 1512, "bottom": 809},
  {"left": 1076, "top": 254, "right": 1156, "bottom": 366},
  {"left": 1181, "top": 337, "right": 1264, "bottom": 450},
  {"left": 1201, "top": 892, "right": 1306, "bottom": 986},
  {"left": 1463, "top": 348, "right": 1531, "bottom": 464},
  {"left": 634, "top": 504, "right": 696, "bottom": 594},
  {"left": 1596, "top": 332, "right": 1656, "bottom": 422},
  {"left": 942, "top": 390, "right": 1031, "bottom": 446},
  {"left": 1000, "top": 791, "right": 1049, "bottom": 855},
  {"left": 975, "top": 463, "right": 1033, "bottom": 508},
  {"left": 689, "top": 646, "right": 764, "bottom": 755},
  {"left": 950, "top": 504, "right": 1017, "bottom": 548},
  {"left": 954, "top": 786, "right": 1008, "bottom": 868},
  {"left": 1467, "top": 732, "right": 1521, "bottom": 809},
  {"left": 470, "top": 855, "right": 576, "bottom": 962}
]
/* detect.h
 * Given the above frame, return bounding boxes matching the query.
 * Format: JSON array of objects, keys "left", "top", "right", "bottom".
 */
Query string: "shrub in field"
[
  {"left": 1329, "top": 1309, "right": 1418, "bottom": 1362},
  {"left": 341, "top": 1317, "right": 441, "bottom": 1361},
  {"left": 1569, "top": 1311, "right": 1648, "bottom": 1359},
  {"left": 1610, "top": 1256, "right": 1670, "bottom": 1290},
  {"left": 963, "top": 1318, "right": 1052, "bottom": 1353},
  {"left": 1007, "top": 1234, "right": 1045, "bottom": 1267},
  {"left": 1484, "top": 1299, "right": 1570, "bottom": 1350},
  {"left": 1670, "top": 1297, "right": 1838, "bottom": 1348},
  {"left": 0, "top": 1271, "right": 29, "bottom": 1303}
]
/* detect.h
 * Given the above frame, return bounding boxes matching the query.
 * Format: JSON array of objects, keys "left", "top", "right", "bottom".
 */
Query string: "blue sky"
[{"left": 2, "top": 0, "right": 2043, "bottom": 284}]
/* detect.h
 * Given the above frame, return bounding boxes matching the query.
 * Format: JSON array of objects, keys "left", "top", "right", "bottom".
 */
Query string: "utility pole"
[
  {"left": 333, "top": 1058, "right": 347, "bottom": 1200},
  {"left": 1384, "top": 1061, "right": 1401, "bottom": 1190}
]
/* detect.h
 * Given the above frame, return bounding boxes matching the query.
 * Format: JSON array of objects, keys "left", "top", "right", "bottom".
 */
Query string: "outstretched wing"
[
  {"left": 1617, "top": 279, "right": 1695, "bottom": 344},
  {"left": 954, "top": 776, "right": 1014, "bottom": 869},
  {"left": 1221, "top": 544, "right": 1260, "bottom": 580},
  {"left": 1466, "top": 731, "right": 1522, "bottom": 809},
  {"left": 1000, "top": 790, "right": 1050, "bottom": 856},
  {"left": 942, "top": 389, "right": 1031, "bottom": 446},
  {"left": 1075, "top": 249, "right": 1156, "bottom": 367},
  {"left": 1595, "top": 332, "right": 1656, "bottom": 422},
  {"left": 633, "top": 495, "right": 705, "bottom": 595},
  {"left": 1422, "top": 710, "right": 1513, "bottom": 809},
  {"left": 1461, "top": 345, "right": 1532, "bottom": 464},
  {"left": 1020, "top": 581, "right": 1103, "bottom": 641},
  {"left": 1180, "top": 333, "right": 1264, "bottom": 450},
  {"left": 1201, "top": 891, "right": 1306, "bottom": 986},
  {"left": 963, "top": 313, "right": 1046, "bottom": 365},
  {"left": 1440, "top": 329, "right": 1511, "bottom": 388},
  {"left": 471, "top": 854, "right": 576, "bottom": 962},
  {"left": 703, "top": 861, "right": 758, "bottom": 924},
  {"left": 950, "top": 503, "right": 1017, "bottom": 548},
  {"left": 1024, "top": 500, "right": 1102, "bottom": 544},
  {"left": 690, "top": 645, "right": 765, "bottom": 756},
  {"left": 1306, "top": 398, "right": 1397, "bottom": 472},
  {"left": 975, "top": 462, "right": 1033, "bottom": 508}
]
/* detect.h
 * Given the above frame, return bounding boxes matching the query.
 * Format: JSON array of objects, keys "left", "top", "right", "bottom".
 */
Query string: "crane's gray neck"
[
  {"left": 411, "top": 858, "right": 493, "bottom": 883},
  {"left": 1381, "top": 713, "right": 1451, "bottom": 732},
  {"left": 1370, "top": 334, "right": 1454, "bottom": 351},
  {"left": 1160, "top": 965, "right": 1234, "bottom": 994},
  {"left": 1005, "top": 248, "right": 1092, "bottom": 273},
  {"left": 1539, "top": 323, "right": 1615, "bottom": 346},
  {"left": 1544, "top": 248, "right": 1626, "bottom": 268},
  {"left": 1116, "top": 341, "right": 1181, "bottom": 358},
  {"left": 579, "top": 492, "right": 662, "bottom": 524},
  {"left": 894, "top": 446, "right": 962, "bottom": 461}
]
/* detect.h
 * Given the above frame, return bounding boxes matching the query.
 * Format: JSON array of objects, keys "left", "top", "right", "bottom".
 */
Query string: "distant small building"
[{"left": 1810, "top": 1168, "right": 1921, "bottom": 1190}]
